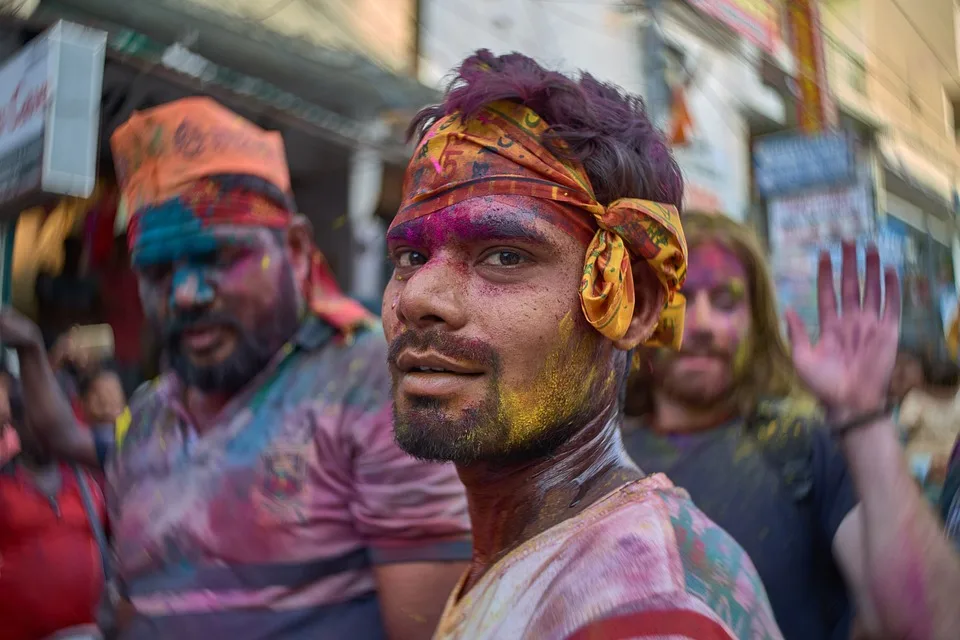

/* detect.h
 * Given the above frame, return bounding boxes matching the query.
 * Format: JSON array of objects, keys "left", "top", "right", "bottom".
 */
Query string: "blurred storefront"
[
  {"left": 667, "top": 0, "right": 791, "bottom": 222},
  {"left": 744, "top": 0, "right": 958, "bottom": 350},
  {"left": 0, "top": 3, "right": 434, "bottom": 385}
]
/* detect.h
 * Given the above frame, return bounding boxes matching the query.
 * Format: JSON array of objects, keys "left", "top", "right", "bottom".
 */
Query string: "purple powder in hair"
[{"left": 409, "top": 50, "right": 684, "bottom": 213}]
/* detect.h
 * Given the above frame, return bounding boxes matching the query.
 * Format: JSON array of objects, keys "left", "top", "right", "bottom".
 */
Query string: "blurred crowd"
[{"left": 1, "top": 50, "right": 960, "bottom": 640}]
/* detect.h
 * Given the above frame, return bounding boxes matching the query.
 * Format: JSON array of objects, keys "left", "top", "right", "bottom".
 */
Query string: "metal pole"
[{"left": 644, "top": 0, "right": 670, "bottom": 131}]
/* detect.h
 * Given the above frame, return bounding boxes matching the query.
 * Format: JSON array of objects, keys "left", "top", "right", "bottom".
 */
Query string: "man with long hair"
[
  {"left": 0, "top": 98, "right": 471, "bottom": 639},
  {"left": 623, "top": 212, "right": 960, "bottom": 639},
  {"left": 384, "top": 50, "right": 783, "bottom": 639}
]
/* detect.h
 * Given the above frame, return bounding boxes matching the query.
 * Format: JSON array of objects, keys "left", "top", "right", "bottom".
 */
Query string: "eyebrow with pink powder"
[
  {"left": 683, "top": 241, "right": 748, "bottom": 292},
  {"left": 386, "top": 196, "right": 594, "bottom": 250}
]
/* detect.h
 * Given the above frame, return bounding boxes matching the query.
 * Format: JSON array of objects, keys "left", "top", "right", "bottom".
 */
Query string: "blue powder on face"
[{"left": 132, "top": 198, "right": 219, "bottom": 268}]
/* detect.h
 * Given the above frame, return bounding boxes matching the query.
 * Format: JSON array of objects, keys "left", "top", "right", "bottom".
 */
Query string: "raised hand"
[{"left": 785, "top": 242, "right": 900, "bottom": 422}]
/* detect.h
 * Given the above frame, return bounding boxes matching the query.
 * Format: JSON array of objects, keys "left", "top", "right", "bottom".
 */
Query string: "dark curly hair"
[{"left": 409, "top": 50, "right": 684, "bottom": 210}]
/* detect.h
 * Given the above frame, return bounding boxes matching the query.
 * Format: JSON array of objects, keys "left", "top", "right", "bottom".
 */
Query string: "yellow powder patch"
[
  {"left": 732, "top": 331, "right": 752, "bottom": 377},
  {"left": 498, "top": 312, "right": 601, "bottom": 445},
  {"left": 261, "top": 255, "right": 271, "bottom": 271}
]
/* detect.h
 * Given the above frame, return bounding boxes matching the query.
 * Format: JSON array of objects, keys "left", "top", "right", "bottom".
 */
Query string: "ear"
[
  {"left": 612, "top": 261, "right": 666, "bottom": 351},
  {"left": 285, "top": 214, "right": 314, "bottom": 286}
]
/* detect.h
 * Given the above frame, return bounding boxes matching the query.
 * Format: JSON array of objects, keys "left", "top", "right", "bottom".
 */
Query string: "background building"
[{"left": 819, "top": 0, "right": 960, "bottom": 346}]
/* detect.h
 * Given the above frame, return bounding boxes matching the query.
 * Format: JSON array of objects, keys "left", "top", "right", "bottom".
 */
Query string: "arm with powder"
[
  {"left": 787, "top": 245, "right": 960, "bottom": 639},
  {"left": 0, "top": 307, "right": 100, "bottom": 468},
  {"left": 833, "top": 418, "right": 960, "bottom": 638}
]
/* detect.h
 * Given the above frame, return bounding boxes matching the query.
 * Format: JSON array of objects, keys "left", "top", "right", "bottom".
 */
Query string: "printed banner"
[
  {"left": 754, "top": 132, "right": 856, "bottom": 197},
  {"left": 687, "top": 0, "right": 779, "bottom": 55},
  {"left": 768, "top": 182, "right": 874, "bottom": 250},
  {"left": 786, "top": 0, "right": 836, "bottom": 132},
  {"left": 774, "top": 221, "right": 906, "bottom": 336}
]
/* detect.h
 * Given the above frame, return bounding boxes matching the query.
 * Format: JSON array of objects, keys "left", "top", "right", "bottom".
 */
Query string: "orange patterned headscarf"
[
  {"left": 394, "top": 100, "right": 687, "bottom": 348},
  {"left": 111, "top": 97, "right": 373, "bottom": 335}
]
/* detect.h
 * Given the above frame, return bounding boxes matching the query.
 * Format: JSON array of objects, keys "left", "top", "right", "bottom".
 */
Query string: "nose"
[
  {"left": 170, "top": 265, "right": 215, "bottom": 311},
  {"left": 393, "top": 257, "right": 468, "bottom": 331},
  {"left": 686, "top": 291, "right": 713, "bottom": 332}
]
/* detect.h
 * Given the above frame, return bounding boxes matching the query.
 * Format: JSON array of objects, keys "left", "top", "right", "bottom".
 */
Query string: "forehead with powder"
[
  {"left": 684, "top": 241, "right": 748, "bottom": 290},
  {"left": 387, "top": 195, "right": 593, "bottom": 248}
]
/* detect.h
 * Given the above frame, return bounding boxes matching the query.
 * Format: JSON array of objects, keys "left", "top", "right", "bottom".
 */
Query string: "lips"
[
  {"left": 395, "top": 351, "right": 484, "bottom": 397},
  {"left": 181, "top": 326, "right": 225, "bottom": 352}
]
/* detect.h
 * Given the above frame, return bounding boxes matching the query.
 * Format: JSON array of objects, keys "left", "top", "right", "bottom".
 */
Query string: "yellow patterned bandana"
[{"left": 393, "top": 100, "right": 687, "bottom": 348}]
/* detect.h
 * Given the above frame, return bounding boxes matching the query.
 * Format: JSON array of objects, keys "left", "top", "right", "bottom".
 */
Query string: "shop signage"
[
  {"left": 687, "top": 0, "right": 779, "bottom": 55},
  {"left": 785, "top": 0, "right": 836, "bottom": 132},
  {"left": 773, "top": 218, "right": 904, "bottom": 336},
  {"left": 754, "top": 132, "right": 855, "bottom": 196},
  {"left": 0, "top": 22, "right": 105, "bottom": 216},
  {"left": 768, "top": 182, "right": 873, "bottom": 249}
]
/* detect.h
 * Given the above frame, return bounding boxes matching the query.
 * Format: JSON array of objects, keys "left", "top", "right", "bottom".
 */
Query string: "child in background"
[{"left": 80, "top": 364, "right": 126, "bottom": 429}]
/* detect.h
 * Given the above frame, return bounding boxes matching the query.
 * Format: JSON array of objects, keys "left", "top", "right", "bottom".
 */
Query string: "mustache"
[
  {"left": 164, "top": 311, "right": 244, "bottom": 344},
  {"left": 387, "top": 329, "right": 501, "bottom": 373},
  {"left": 675, "top": 331, "right": 731, "bottom": 360}
]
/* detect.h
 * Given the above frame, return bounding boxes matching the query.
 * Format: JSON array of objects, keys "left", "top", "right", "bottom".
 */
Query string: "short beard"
[
  {"left": 393, "top": 393, "right": 593, "bottom": 466},
  {"left": 390, "top": 328, "right": 606, "bottom": 466},
  {"left": 654, "top": 361, "right": 737, "bottom": 412},
  {"left": 165, "top": 265, "right": 300, "bottom": 395}
]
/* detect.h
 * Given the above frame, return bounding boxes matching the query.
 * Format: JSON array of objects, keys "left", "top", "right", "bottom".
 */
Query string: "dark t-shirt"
[{"left": 623, "top": 419, "right": 857, "bottom": 640}]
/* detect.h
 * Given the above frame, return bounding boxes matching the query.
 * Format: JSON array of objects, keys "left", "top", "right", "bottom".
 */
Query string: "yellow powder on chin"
[{"left": 498, "top": 312, "right": 605, "bottom": 445}]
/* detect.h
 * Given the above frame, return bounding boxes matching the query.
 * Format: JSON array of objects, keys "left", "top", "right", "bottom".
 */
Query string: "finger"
[
  {"left": 840, "top": 241, "right": 860, "bottom": 313},
  {"left": 817, "top": 251, "right": 838, "bottom": 327},
  {"left": 785, "top": 308, "right": 812, "bottom": 354},
  {"left": 882, "top": 266, "right": 902, "bottom": 326},
  {"left": 862, "top": 245, "right": 882, "bottom": 316}
]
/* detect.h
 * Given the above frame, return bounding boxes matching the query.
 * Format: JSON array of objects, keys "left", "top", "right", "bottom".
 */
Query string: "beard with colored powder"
[
  {"left": 652, "top": 329, "right": 749, "bottom": 410},
  {"left": 389, "top": 314, "right": 614, "bottom": 466},
  {"left": 164, "top": 263, "right": 301, "bottom": 394}
]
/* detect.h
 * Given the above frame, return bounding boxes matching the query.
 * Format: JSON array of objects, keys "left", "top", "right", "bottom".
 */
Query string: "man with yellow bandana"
[{"left": 382, "top": 50, "right": 782, "bottom": 639}]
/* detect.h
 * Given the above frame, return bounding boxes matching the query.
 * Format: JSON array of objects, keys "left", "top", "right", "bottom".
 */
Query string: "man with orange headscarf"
[
  {"left": 0, "top": 97, "right": 471, "bottom": 639},
  {"left": 382, "top": 50, "right": 782, "bottom": 639}
]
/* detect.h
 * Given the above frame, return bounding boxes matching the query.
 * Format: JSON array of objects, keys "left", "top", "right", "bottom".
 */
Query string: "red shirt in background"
[{"left": 0, "top": 462, "right": 106, "bottom": 640}]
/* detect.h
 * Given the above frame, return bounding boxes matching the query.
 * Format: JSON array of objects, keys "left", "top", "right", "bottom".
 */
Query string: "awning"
[
  {"left": 37, "top": 0, "right": 439, "bottom": 117},
  {"left": 2, "top": 14, "right": 416, "bottom": 164},
  {"left": 102, "top": 32, "right": 413, "bottom": 161}
]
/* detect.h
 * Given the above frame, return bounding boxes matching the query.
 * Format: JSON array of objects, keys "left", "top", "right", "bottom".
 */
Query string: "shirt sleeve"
[
  {"left": 810, "top": 425, "right": 859, "bottom": 545},
  {"left": 343, "top": 333, "right": 471, "bottom": 565},
  {"left": 662, "top": 491, "right": 785, "bottom": 640}
]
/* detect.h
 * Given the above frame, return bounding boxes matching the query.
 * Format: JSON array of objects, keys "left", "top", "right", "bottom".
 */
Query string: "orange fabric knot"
[{"left": 394, "top": 100, "right": 687, "bottom": 348}]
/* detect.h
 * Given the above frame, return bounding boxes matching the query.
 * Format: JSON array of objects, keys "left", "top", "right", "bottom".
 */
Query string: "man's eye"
[
  {"left": 396, "top": 250, "right": 428, "bottom": 268},
  {"left": 710, "top": 288, "right": 743, "bottom": 311},
  {"left": 480, "top": 251, "right": 526, "bottom": 267}
]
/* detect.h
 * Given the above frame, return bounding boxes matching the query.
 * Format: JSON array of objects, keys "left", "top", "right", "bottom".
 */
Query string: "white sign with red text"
[{"left": 0, "top": 21, "right": 105, "bottom": 214}]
